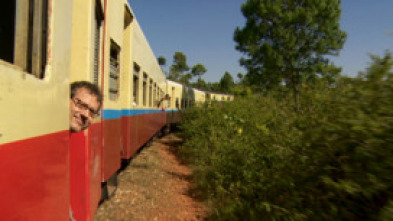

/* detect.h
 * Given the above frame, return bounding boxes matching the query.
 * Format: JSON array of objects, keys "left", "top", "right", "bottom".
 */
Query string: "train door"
[
  {"left": 68, "top": 0, "right": 105, "bottom": 220},
  {"left": 101, "top": 1, "right": 133, "bottom": 203}
]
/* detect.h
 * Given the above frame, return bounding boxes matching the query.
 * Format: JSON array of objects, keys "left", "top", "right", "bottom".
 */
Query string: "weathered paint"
[
  {"left": 0, "top": 0, "right": 73, "bottom": 220},
  {"left": 0, "top": 130, "right": 70, "bottom": 221},
  {"left": 69, "top": 123, "right": 102, "bottom": 221},
  {"left": 106, "top": 109, "right": 166, "bottom": 160},
  {"left": 69, "top": 1, "right": 105, "bottom": 220},
  {"left": 0, "top": 0, "right": 72, "bottom": 145},
  {"left": 102, "top": 118, "right": 122, "bottom": 181}
]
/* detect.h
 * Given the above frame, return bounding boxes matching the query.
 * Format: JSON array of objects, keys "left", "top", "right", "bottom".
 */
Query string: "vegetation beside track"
[{"left": 179, "top": 73, "right": 393, "bottom": 220}]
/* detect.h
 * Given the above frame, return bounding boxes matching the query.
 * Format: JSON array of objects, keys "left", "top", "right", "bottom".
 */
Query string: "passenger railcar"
[
  {"left": 205, "top": 91, "right": 234, "bottom": 106},
  {"left": 0, "top": 0, "right": 233, "bottom": 220}
]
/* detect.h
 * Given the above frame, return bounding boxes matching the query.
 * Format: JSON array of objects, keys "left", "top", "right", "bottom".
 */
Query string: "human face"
[{"left": 70, "top": 88, "right": 100, "bottom": 132}]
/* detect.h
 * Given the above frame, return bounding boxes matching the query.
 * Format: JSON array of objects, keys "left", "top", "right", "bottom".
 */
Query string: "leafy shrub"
[{"left": 179, "top": 78, "right": 393, "bottom": 220}]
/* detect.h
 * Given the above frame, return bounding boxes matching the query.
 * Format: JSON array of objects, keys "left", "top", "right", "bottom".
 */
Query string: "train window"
[
  {"left": 93, "top": 0, "right": 104, "bottom": 85},
  {"left": 133, "top": 63, "right": 140, "bottom": 105},
  {"left": 109, "top": 40, "right": 120, "bottom": 100},
  {"left": 153, "top": 83, "right": 157, "bottom": 107},
  {"left": 0, "top": 1, "right": 15, "bottom": 63},
  {"left": 158, "top": 88, "right": 161, "bottom": 103},
  {"left": 171, "top": 87, "right": 175, "bottom": 108},
  {"left": 143, "top": 73, "right": 148, "bottom": 106},
  {"left": 1, "top": 0, "right": 48, "bottom": 78},
  {"left": 149, "top": 79, "right": 153, "bottom": 107},
  {"left": 175, "top": 98, "right": 179, "bottom": 109}
]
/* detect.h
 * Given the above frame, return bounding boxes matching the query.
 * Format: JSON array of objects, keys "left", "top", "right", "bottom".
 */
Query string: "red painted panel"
[
  {"left": 121, "top": 112, "right": 167, "bottom": 161},
  {"left": 139, "top": 114, "right": 150, "bottom": 148},
  {"left": 166, "top": 110, "right": 181, "bottom": 124},
  {"left": 88, "top": 123, "right": 102, "bottom": 219},
  {"left": 69, "top": 131, "right": 88, "bottom": 220},
  {"left": 69, "top": 123, "right": 102, "bottom": 221},
  {"left": 121, "top": 116, "right": 131, "bottom": 159},
  {"left": 129, "top": 115, "right": 139, "bottom": 157},
  {"left": 0, "top": 131, "right": 69, "bottom": 221},
  {"left": 167, "top": 111, "right": 182, "bottom": 124},
  {"left": 102, "top": 118, "right": 121, "bottom": 181}
]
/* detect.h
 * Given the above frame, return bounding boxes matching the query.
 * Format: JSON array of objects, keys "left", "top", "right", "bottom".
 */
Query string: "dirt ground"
[{"left": 94, "top": 133, "right": 207, "bottom": 221}]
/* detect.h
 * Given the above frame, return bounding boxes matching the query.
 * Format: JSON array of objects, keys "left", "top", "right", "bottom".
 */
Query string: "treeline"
[
  {"left": 158, "top": 52, "right": 242, "bottom": 94},
  {"left": 179, "top": 52, "right": 393, "bottom": 220}
]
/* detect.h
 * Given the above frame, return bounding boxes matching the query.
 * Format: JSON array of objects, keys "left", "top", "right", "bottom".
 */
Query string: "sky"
[{"left": 128, "top": 0, "right": 393, "bottom": 83}]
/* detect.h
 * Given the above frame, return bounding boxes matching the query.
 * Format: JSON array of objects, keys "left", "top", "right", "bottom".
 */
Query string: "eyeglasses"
[{"left": 72, "top": 97, "right": 100, "bottom": 118}]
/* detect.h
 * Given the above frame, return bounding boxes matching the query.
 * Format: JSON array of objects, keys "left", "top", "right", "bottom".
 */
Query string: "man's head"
[{"left": 70, "top": 81, "right": 102, "bottom": 132}]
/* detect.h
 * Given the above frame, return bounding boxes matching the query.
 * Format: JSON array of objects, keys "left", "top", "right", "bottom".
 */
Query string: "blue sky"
[{"left": 129, "top": 0, "right": 393, "bottom": 82}]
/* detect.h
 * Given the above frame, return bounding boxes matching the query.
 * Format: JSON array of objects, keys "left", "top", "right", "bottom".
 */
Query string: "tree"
[
  {"left": 179, "top": 73, "right": 193, "bottom": 85},
  {"left": 158, "top": 56, "right": 166, "bottom": 66},
  {"left": 191, "top": 63, "right": 207, "bottom": 80},
  {"left": 237, "top": 72, "right": 244, "bottom": 82},
  {"left": 206, "top": 82, "right": 221, "bottom": 92},
  {"left": 316, "top": 63, "right": 342, "bottom": 85},
  {"left": 168, "top": 52, "right": 190, "bottom": 81},
  {"left": 234, "top": 0, "right": 346, "bottom": 107},
  {"left": 365, "top": 50, "right": 393, "bottom": 82},
  {"left": 195, "top": 78, "right": 207, "bottom": 90},
  {"left": 158, "top": 56, "right": 167, "bottom": 76},
  {"left": 219, "top": 72, "right": 235, "bottom": 93}
]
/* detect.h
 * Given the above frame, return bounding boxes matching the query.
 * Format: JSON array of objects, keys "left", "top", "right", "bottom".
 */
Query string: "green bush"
[{"left": 179, "top": 78, "right": 393, "bottom": 220}]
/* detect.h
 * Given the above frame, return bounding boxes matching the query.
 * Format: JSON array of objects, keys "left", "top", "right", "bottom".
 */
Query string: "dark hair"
[{"left": 70, "top": 81, "right": 103, "bottom": 108}]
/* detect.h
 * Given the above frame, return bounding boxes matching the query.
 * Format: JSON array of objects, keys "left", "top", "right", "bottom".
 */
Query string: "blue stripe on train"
[{"left": 102, "top": 109, "right": 179, "bottom": 120}]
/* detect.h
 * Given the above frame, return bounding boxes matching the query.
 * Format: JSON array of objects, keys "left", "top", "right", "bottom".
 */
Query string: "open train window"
[
  {"left": 143, "top": 73, "right": 148, "bottom": 106},
  {"left": 133, "top": 62, "right": 140, "bottom": 105},
  {"left": 0, "top": 0, "right": 48, "bottom": 78},
  {"left": 171, "top": 87, "right": 175, "bottom": 108},
  {"left": 153, "top": 83, "right": 157, "bottom": 107},
  {"left": 109, "top": 40, "right": 120, "bottom": 100},
  {"left": 93, "top": 0, "right": 104, "bottom": 85},
  {"left": 149, "top": 79, "right": 153, "bottom": 107},
  {"left": 175, "top": 98, "right": 179, "bottom": 109}
]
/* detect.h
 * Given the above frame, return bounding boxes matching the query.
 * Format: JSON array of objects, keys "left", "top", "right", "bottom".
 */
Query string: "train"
[{"left": 0, "top": 0, "right": 233, "bottom": 220}]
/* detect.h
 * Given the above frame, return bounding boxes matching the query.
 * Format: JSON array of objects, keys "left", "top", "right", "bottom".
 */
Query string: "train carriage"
[
  {"left": 205, "top": 91, "right": 234, "bottom": 106},
  {"left": 165, "top": 80, "right": 184, "bottom": 124},
  {"left": 193, "top": 88, "right": 207, "bottom": 107},
  {"left": 69, "top": 0, "right": 167, "bottom": 220},
  {"left": 0, "top": 0, "right": 233, "bottom": 220},
  {"left": 123, "top": 19, "right": 167, "bottom": 161}
]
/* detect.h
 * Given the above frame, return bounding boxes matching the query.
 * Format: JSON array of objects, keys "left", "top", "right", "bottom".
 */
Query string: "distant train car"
[
  {"left": 0, "top": 0, "right": 233, "bottom": 220},
  {"left": 205, "top": 91, "right": 234, "bottom": 106},
  {"left": 193, "top": 88, "right": 207, "bottom": 107}
]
